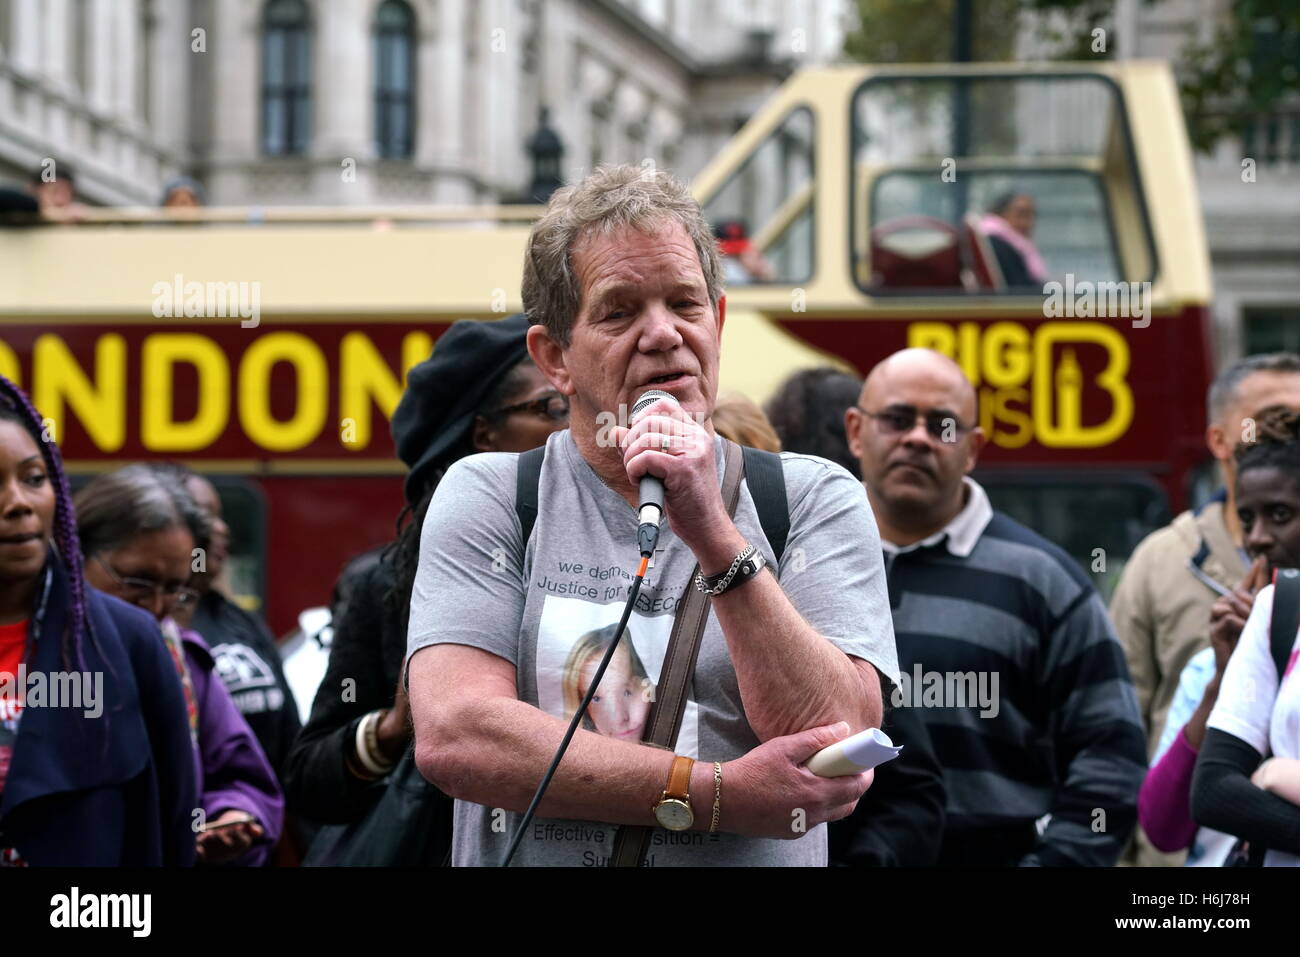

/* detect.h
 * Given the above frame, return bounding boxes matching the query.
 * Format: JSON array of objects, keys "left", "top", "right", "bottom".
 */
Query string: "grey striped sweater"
[{"left": 885, "top": 510, "right": 1147, "bottom": 866}]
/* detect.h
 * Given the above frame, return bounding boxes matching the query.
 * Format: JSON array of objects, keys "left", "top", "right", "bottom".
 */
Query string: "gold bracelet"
[{"left": 709, "top": 762, "right": 722, "bottom": 833}]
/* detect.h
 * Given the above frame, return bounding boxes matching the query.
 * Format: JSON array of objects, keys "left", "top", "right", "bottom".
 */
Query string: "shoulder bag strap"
[{"left": 610, "top": 439, "right": 745, "bottom": 867}]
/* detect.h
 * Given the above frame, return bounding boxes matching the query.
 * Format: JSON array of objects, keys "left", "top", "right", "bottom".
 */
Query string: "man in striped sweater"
[{"left": 845, "top": 348, "right": 1146, "bottom": 866}]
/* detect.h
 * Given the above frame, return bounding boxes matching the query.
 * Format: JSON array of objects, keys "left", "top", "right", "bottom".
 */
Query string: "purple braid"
[{"left": 0, "top": 375, "right": 91, "bottom": 673}]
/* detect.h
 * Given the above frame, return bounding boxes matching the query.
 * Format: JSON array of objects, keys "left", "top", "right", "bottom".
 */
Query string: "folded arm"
[{"left": 1192, "top": 729, "right": 1300, "bottom": 855}]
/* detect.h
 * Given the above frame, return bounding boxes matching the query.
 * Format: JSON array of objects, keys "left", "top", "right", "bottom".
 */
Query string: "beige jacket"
[
  {"left": 1109, "top": 497, "right": 1246, "bottom": 866},
  {"left": 1110, "top": 498, "right": 1246, "bottom": 754}
]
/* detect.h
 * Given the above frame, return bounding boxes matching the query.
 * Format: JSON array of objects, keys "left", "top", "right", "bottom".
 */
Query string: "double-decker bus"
[{"left": 0, "top": 60, "right": 1211, "bottom": 633}]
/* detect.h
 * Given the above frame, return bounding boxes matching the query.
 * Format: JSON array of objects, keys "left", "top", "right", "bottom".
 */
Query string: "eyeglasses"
[
  {"left": 856, "top": 404, "right": 972, "bottom": 441},
  {"left": 93, "top": 555, "right": 198, "bottom": 610},
  {"left": 487, "top": 393, "right": 570, "bottom": 421}
]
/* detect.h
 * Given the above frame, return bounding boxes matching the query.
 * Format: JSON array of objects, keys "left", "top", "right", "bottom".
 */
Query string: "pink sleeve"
[{"left": 1137, "top": 727, "right": 1200, "bottom": 853}]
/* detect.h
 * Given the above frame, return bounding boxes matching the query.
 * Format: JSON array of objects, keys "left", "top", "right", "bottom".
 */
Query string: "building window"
[
  {"left": 1244, "top": 307, "right": 1300, "bottom": 355},
  {"left": 262, "top": 0, "right": 311, "bottom": 156},
  {"left": 374, "top": 0, "right": 415, "bottom": 159}
]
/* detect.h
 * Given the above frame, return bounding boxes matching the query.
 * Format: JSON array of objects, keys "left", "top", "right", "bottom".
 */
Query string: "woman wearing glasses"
[
  {"left": 287, "top": 313, "right": 568, "bottom": 857},
  {"left": 0, "top": 378, "right": 195, "bottom": 866},
  {"left": 76, "top": 465, "right": 283, "bottom": 865}
]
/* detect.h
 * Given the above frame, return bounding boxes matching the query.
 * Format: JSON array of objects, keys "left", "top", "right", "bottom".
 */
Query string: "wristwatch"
[{"left": 652, "top": 755, "right": 695, "bottom": 831}]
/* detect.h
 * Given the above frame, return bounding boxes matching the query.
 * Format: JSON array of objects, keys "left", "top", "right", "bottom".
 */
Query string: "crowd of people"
[{"left": 0, "top": 163, "right": 1297, "bottom": 868}]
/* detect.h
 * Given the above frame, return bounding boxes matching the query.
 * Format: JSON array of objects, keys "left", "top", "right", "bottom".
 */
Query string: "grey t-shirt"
[{"left": 407, "top": 430, "right": 898, "bottom": 866}]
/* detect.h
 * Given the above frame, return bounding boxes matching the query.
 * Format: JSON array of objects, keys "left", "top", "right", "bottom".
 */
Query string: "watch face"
[{"left": 654, "top": 799, "right": 694, "bottom": 831}]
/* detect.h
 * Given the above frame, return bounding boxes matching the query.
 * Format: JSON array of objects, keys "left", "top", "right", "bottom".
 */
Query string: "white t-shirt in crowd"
[{"left": 1207, "top": 583, "right": 1300, "bottom": 867}]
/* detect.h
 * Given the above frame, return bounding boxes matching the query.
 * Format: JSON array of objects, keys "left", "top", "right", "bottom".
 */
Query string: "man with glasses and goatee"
[{"left": 845, "top": 348, "right": 1146, "bottom": 867}]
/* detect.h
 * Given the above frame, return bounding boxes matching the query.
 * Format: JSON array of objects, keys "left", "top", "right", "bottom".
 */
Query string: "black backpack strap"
[
  {"left": 515, "top": 446, "right": 545, "bottom": 546},
  {"left": 741, "top": 446, "right": 789, "bottom": 565},
  {"left": 1270, "top": 568, "right": 1300, "bottom": 680}
]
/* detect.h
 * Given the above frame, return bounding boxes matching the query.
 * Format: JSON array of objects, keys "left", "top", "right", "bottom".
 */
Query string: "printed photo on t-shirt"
[{"left": 535, "top": 595, "right": 698, "bottom": 757}]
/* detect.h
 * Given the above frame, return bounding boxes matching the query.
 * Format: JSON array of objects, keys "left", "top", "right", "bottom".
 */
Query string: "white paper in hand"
[{"left": 806, "top": 727, "right": 903, "bottom": 777}]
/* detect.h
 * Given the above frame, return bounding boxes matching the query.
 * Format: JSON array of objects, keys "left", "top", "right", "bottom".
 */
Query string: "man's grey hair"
[
  {"left": 521, "top": 164, "right": 723, "bottom": 347},
  {"left": 1207, "top": 352, "right": 1300, "bottom": 424}
]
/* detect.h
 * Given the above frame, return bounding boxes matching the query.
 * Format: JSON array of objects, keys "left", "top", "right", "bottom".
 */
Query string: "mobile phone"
[{"left": 198, "top": 815, "right": 256, "bottom": 834}]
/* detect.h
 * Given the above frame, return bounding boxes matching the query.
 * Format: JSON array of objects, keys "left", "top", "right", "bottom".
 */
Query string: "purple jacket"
[
  {"left": 168, "top": 619, "right": 284, "bottom": 866},
  {"left": 1137, "top": 725, "right": 1199, "bottom": 853}
]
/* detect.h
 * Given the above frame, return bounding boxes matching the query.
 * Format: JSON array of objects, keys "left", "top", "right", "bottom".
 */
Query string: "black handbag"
[{"left": 302, "top": 746, "right": 453, "bottom": 867}]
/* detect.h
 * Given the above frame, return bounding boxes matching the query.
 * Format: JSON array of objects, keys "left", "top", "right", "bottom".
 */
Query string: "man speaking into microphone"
[{"left": 405, "top": 165, "right": 899, "bottom": 866}]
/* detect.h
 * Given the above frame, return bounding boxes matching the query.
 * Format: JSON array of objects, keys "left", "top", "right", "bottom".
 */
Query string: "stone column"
[
  {"left": 208, "top": 0, "right": 260, "bottom": 202},
  {"left": 115, "top": 0, "right": 137, "bottom": 121},
  {"left": 150, "top": 0, "right": 189, "bottom": 158},
  {"left": 412, "top": 0, "right": 440, "bottom": 170},
  {"left": 10, "top": 0, "right": 41, "bottom": 73},
  {"left": 430, "top": 0, "right": 467, "bottom": 202},
  {"left": 41, "top": 0, "right": 69, "bottom": 87},
  {"left": 314, "top": 0, "right": 371, "bottom": 159}
]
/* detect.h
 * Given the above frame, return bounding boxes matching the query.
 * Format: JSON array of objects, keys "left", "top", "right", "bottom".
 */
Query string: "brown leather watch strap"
[
  {"left": 609, "top": 439, "right": 745, "bottom": 868},
  {"left": 665, "top": 755, "right": 694, "bottom": 801}
]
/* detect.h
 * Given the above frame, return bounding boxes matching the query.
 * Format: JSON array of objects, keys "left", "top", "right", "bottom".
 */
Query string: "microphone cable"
[{"left": 501, "top": 551, "right": 653, "bottom": 866}]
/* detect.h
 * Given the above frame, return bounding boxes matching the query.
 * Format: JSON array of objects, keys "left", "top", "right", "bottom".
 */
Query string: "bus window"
[
  {"left": 979, "top": 473, "right": 1170, "bottom": 599},
  {"left": 702, "top": 106, "right": 814, "bottom": 286},
  {"left": 852, "top": 74, "right": 1155, "bottom": 295},
  {"left": 871, "top": 169, "right": 1120, "bottom": 285}
]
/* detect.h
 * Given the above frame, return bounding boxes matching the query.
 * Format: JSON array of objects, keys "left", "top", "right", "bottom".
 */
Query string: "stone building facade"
[{"left": 0, "top": 0, "right": 847, "bottom": 205}]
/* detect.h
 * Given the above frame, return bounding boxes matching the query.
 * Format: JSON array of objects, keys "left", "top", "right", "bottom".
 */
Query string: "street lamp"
[{"left": 526, "top": 106, "right": 565, "bottom": 204}]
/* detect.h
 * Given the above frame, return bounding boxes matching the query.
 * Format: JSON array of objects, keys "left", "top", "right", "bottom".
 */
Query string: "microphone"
[{"left": 630, "top": 389, "right": 678, "bottom": 557}]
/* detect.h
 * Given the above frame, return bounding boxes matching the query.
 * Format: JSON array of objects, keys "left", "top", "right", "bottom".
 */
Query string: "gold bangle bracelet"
[{"left": 709, "top": 762, "right": 722, "bottom": 833}]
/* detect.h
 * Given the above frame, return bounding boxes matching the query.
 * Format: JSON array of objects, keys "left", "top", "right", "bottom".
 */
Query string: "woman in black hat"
[{"left": 283, "top": 314, "right": 567, "bottom": 835}]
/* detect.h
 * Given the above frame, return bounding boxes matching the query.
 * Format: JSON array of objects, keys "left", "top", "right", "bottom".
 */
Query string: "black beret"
[{"left": 391, "top": 313, "right": 533, "bottom": 506}]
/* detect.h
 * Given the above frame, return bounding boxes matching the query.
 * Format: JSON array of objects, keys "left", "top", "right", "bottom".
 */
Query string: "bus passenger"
[
  {"left": 27, "top": 163, "right": 85, "bottom": 222},
  {"left": 285, "top": 313, "right": 567, "bottom": 852},
  {"left": 161, "top": 177, "right": 206, "bottom": 208},
  {"left": 1111, "top": 353, "right": 1300, "bottom": 864},
  {"left": 846, "top": 347, "right": 1146, "bottom": 866},
  {"left": 76, "top": 466, "right": 283, "bottom": 866},
  {"left": 714, "top": 219, "right": 774, "bottom": 284},
  {"left": 0, "top": 377, "right": 196, "bottom": 866},
  {"left": 979, "top": 192, "right": 1048, "bottom": 287}
]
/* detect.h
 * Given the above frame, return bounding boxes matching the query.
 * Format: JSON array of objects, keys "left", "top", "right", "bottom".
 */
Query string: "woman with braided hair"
[
  {"left": 1183, "top": 405, "right": 1300, "bottom": 865},
  {"left": 0, "top": 376, "right": 196, "bottom": 865}
]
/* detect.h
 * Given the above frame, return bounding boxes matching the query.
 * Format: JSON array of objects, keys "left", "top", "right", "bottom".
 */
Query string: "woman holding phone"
[{"left": 75, "top": 464, "right": 283, "bottom": 865}]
